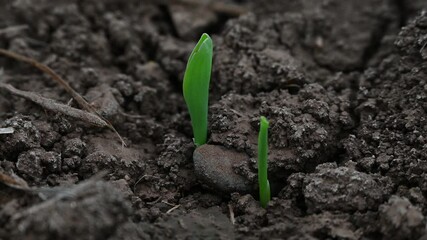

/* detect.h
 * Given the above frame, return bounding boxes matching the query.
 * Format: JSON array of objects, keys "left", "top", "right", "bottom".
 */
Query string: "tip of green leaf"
[
  {"left": 260, "top": 116, "right": 269, "bottom": 127},
  {"left": 200, "top": 33, "right": 211, "bottom": 42},
  {"left": 190, "top": 33, "right": 212, "bottom": 58}
]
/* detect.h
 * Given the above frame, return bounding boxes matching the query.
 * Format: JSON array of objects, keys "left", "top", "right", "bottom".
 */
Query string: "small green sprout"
[
  {"left": 258, "top": 116, "right": 271, "bottom": 208},
  {"left": 183, "top": 33, "right": 213, "bottom": 147}
]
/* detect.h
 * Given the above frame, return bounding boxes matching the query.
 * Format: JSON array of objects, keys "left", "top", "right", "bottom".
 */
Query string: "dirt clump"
[
  {"left": 379, "top": 195, "right": 425, "bottom": 240},
  {"left": 6, "top": 180, "right": 131, "bottom": 240},
  {"left": 303, "top": 163, "right": 393, "bottom": 213}
]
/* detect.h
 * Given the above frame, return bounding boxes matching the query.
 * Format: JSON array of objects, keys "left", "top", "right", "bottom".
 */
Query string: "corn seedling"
[
  {"left": 183, "top": 33, "right": 213, "bottom": 147},
  {"left": 258, "top": 116, "right": 271, "bottom": 208}
]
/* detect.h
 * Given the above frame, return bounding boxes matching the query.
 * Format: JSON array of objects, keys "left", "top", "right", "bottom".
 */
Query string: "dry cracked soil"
[{"left": 1, "top": 0, "right": 427, "bottom": 239}]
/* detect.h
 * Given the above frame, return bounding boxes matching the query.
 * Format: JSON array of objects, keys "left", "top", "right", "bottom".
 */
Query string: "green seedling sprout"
[
  {"left": 258, "top": 116, "right": 271, "bottom": 208},
  {"left": 183, "top": 33, "right": 213, "bottom": 147}
]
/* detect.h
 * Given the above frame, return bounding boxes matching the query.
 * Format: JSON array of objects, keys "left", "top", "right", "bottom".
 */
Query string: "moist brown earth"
[{"left": 1, "top": 0, "right": 427, "bottom": 239}]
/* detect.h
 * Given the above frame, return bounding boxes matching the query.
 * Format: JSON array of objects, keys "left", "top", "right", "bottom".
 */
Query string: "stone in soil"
[{"left": 193, "top": 144, "right": 252, "bottom": 193}]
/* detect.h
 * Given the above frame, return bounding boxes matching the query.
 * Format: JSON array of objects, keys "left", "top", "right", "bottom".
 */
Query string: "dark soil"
[{"left": 1, "top": 0, "right": 427, "bottom": 239}]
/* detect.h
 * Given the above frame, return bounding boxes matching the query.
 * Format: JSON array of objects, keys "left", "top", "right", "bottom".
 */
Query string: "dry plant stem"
[
  {"left": 228, "top": 204, "right": 235, "bottom": 225},
  {"left": 166, "top": 204, "right": 181, "bottom": 214},
  {"left": 146, "top": 197, "right": 162, "bottom": 205},
  {"left": 0, "top": 25, "right": 28, "bottom": 37},
  {"left": 421, "top": 40, "right": 427, "bottom": 54},
  {"left": 0, "top": 83, "right": 109, "bottom": 128},
  {"left": 0, "top": 49, "right": 91, "bottom": 112},
  {"left": 0, "top": 127, "right": 14, "bottom": 134},
  {"left": 0, "top": 49, "right": 125, "bottom": 146},
  {"left": 119, "top": 110, "right": 145, "bottom": 119},
  {"left": 0, "top": 172, "right": 29, "bottom": 190}
]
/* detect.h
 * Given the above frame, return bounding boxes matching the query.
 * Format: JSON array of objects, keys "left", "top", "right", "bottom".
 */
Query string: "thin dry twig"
[
  {"left": 228, "top": 204, "right": 235, "bottom": 225},
  {"left": 0, "top": 171, "right": 29, "bottom": 190},
  {"left": 420, "top": 40, "right": 427, "bottom": 54},
  {"left": 0, "top": 127, "right": 14, "bottom": 134},
  {"left": 166, "top": 204, "right": 181, "bottom": 214},
  {"left": 161, "top": 200, "right": 176, "bottom": 207},
  {"left": 0, "top": 49, "right": 91, "bottom": 112},
  {"left": 0, "top": 25, "right": 28, "bottom": 37},
  {"left": 0, "top": 83, "right": 109, "bottom": 128},
  {"left": 0, "top": 49, "right": 125, "bottom": 146},
  {"left": 119, "top": 110, "right": 145, "bottom": 119},
  {"left": 147, "top": 196, "right": 162, "bottom": 205}
]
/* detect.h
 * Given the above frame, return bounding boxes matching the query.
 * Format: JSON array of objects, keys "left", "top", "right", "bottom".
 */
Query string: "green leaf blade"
[
  {"left": 258, "top": 116, "right": 271, "bottom": 208},
  {"left": 183, "top": 33, "right": 213, "bottom": 147}
]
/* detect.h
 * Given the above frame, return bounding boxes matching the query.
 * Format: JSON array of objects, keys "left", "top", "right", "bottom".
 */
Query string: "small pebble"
[{"left": 193, "top": 144, "right": 252, "bottom": 193}]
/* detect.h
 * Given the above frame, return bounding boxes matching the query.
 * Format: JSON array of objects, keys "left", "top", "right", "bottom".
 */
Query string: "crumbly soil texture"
[{"left": 1, "top": 0, "right": 427, "bottom": 239}]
